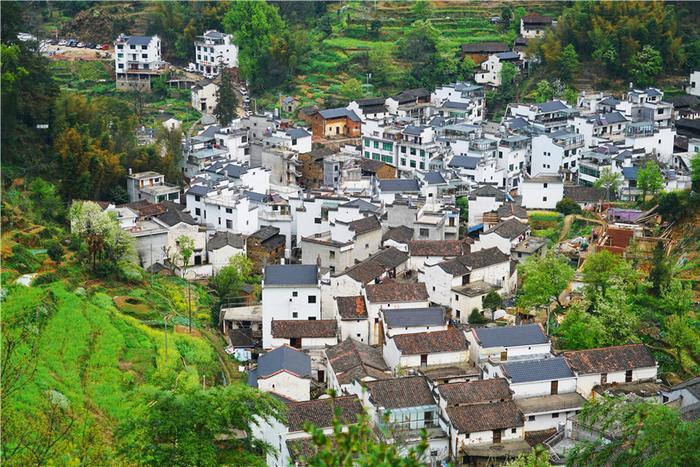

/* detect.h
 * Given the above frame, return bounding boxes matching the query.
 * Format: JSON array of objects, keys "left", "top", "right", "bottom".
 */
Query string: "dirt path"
[{"left": 558, "top": 214, "right": 608, "bottom": 242}]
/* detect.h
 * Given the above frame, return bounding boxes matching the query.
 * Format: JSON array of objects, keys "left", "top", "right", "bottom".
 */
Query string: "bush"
[
  {"left": 556, "top": 198, "right": 582, "bottom": 216},
  {"left": 8, "top": 244, "right": 40, "bottom": 273},
  {"left": 46, "top": 241, "right": 65, "bottom": 263},
  {"left": 33, "top": 272, "right": 60, "bottom": 285},
  {"left": 468, "top": 308, "right": 487, "bottom": 325}
]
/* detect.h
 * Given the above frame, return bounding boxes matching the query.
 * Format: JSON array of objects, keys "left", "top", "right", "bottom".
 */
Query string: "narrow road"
[{"left": 558, "top": 214, "right": 608, "bottom": 242}]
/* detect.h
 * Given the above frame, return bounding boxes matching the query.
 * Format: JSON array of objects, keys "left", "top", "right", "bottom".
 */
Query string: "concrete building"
[{"left": 194, "top": 30, "right": 238, "bottom": 78}]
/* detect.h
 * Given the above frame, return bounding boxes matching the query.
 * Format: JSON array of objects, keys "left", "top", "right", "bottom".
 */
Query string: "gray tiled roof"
[
  {"left": 483, "top": 218, "right": 530, "bottom": 239},
  {"left": 473, "top": 323, "right": 548, "bottom": 348},
  {"left": 622, "top": 166, "right": 639, "bottom": 180},
  {"left": 157, "top": 207, "right": 196, "bottom": 226},
  {"left": 286, "top": 128, "right": 310, "bottom": 138},
  {"left": 264, "top": 264, "right": 318, "bottom": 286},
  {"left": 424, "top": 171, "right": 447, "bottom": 185},
  {"left": 207, "top": 231, "right": 245, "bottom": 251},
  {"left": 403, "top": 125, "right": 427, "bottom": 136},
  {"left": 383, "top": 307, "right": 446, "bottom": 328},
  {"left": 319, "top": 107, "right": 361, "bottom": 122},
  {"left": 126, "top": 35, "right": 155, "bottom": 46},
  {"left": 502, "top": 357, "right": 573, "bottom": 383},
  {"left": 536, "top": 100, "right": 568, "bottom": 113},
  {"left": 185, "top": 185, "right": 213, "bottom": 197},
  {"left": 496, "top": 51, "right": 520, "bottom": 60},
  {"left": 247, "top": 345, "right": 311, "bottom": 387},
  {"left": 364, "top": 376, "right": 435, "bottom": 409},
  {"left": 340, "top": 198, "right": 380, "bottom": 213},
  {"left": 449, "top": 155, "right": 480, "bottom": 169},
  {"left": 378, "top": 178, "right": 420, "bottom": 192}
]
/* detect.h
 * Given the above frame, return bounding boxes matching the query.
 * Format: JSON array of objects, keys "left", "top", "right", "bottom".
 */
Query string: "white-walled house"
[
  {"left": 466, "top": 324, "right": 551, "bottom": 367},
  {"left": 515, "top": 392, "right": 587, "bottom": 432},
  {"left": 206, "top": 231, "right": 245, "bottom": 272},
  {"left": 261, "top": 264, "right": 321, "bottom": 349},
  {"left": 191, "top": 80, "right": 218, "bottom": 113},
  {"left": 247, "top": 345, "right": 311, "bottom": 401},
  {"left": 335, "top": 295, "right": 369, "bottom": 343},
  {"left": 467, "top": 185, "right": 511, "bottom": 227},
  {"left": 383, "top": 328, "right": 469, "bottom": 371},
  {"left": 364, "top": 281, "right": 430, "bottom": 345},
  {"left": 476, "top": 218, "right": 531, "bottom": 255},
  {"left": 688, "top": 70, "right": 700, "bottom": 97},
  {"left": 530, "top": 132, "right": 584, "bottom": 179},
  {"left": 325, "top": 338, "right": 391, "bottom": 394},
  {"left": 253, "top": 396, "right": 363, "bottom": 467},
  {"left": 194, "top": 30, "right": 238, "bottom": 77},
  {"left": 361, "top": 376, "right": 449, "bottom": 461},
  {"left": 563, "top": 344, "right": 658, "bottom": 398},
  {"left": 475, "top": 51, "right": 522, "bottom": 87},
  {"left": 499, "top": 357, "right": 577, "bottom": 400},
  {"left": 520, "top": 174, "right": 564, "bottom": 210},
  {"left": 269, "top": 319, "right": 338, "bottom": 350},
  {"left": 381, "top": 306, "right": 448, "bottom": 338}
]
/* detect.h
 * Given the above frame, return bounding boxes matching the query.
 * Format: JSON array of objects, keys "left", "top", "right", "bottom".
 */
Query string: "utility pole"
[
  {"left": 164, "top": 314, "right": 169, "bottom": 366},
  {"left": 188, "top": 281, "right": 192, "bottom": 333}
]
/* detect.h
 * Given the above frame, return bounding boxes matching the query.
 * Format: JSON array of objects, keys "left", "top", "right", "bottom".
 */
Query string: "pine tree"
[{"left": 213, "top": 69, "right": 238, "bottom": 126}]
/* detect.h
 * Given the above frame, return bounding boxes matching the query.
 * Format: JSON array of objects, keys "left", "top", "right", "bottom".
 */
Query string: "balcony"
[{"left": 552, "top": 133, "right": 584, "bottom": 149}]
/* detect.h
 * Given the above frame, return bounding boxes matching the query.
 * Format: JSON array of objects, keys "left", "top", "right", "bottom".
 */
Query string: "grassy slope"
[{"left": 4, "top": 281, "right": 218, "bottom": 453}]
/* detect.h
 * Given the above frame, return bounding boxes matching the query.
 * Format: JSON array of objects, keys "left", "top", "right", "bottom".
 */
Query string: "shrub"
[
  {"left": 46, "top": 241, "right": 65, "bottom": 263},
  {"left": 9, "top": 244, "right": 40, "bottom": 273},
  {"left": 33, "top": 272, "right": 60, "bottom": 285},
  {"left": 556, "top": 198, "right": 582, "bottom": 216},
  {"left": 468, "top": 308, "right": 487, "bottom": 325}
]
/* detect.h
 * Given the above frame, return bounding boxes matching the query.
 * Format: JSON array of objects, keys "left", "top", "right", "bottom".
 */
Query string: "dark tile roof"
[
  {"left": 250, "top": 225, "right": 281, "bottom": 241},
  {"left": 341, "top": 247, "right": 408, "bottom": 282},
  {"left": 408, "top": 240, "right": 470, "bottom": 257},
  {"left": 438, "top": 378, "right": 512, "bottom": 406},
  {"left": 318, "top": 107, "right": 361, "bottom": 122},
  {"left": 383, "top": 306, "right": 446, "bottom": 329},
  {"left": 536, "top": 100, "right": 568, "bottom": 113},
  {"left": 563, "top": 344, "right": 656, "bottom": 375},
  {"left": 522, "top": 15, "right": 553, "bottom": 25},
  {"left": 264, "top": 264, "right": 318, "bottom": 286},
  {"left": 483, "top": 218, "right": 530, "bottom": 239},
  {"left": 365, "top": 376, "right": 435, "bottom": 409},
  {"left": 438, "top": 247, "right": 511, "bottom": 276},
  {"left": 515, "top": 392, "right": 587, "bottom": 415},
  {"left": 382, "top": 225, "right": 414, "bottom": 243},
  {"left": 120, "top": 200, "right": 167, "bottom": 217},
  {"left": 365, "top": 281, "right": 428, "bottom": 303},
  {"left": 335, "top": 296, "right": 368, "bottom": 320},
  {"left": 378, "top": 178, "right": 420, "bottom": 193},
  {"left": 348, "top": 215, "right": 381, "bottom": 235},
  {"left": 496, "top": 51, "right": 520, "bottom": 60},
  {"left": 525, "top": 428, "right": 557, "bottom": 448},
  {"left": 449, "top": 155, "right": 481, "bottom": 169},
  {"left": 461, "top": 41, "right": 510, "bottom": 54},
  {"left": 125, "top": 35, "right": 155, "bottom": 46},
  {"left": 447, "top": 401, "right": 523, "bottom": 433},
  {"left": 247, "top": 345, "right": 311, "bottom": 387},
  {"left": 424, "top": 171, "right": 447, "bottom": 185},
  {"left": 392, "top": 88, "right": 430, "bottom": 104},
  {"left": 469, "top": 184, "right": 509, "bottom": 201},
  {"left": 341, "top": 198, "right": 380, "bottom": 214},
  {"left": 286, "top": 127, "right": 311, "bottom": 138},
  {"left": 496, "top": 203, "right": 528, "bottom": 220},
  {"left": 502, "top": 357, "right": 574, "bottom": 383},
  {"left": 286, "top": 396, "right": 363, "bottom": 432},
  {"left": 207, "top": 231, "right": 245, "bottom": 251},
  {"left": 564, "top": 186, "right": 606, "bottom": 203},
  {"left": 326, "top": 338, "right": 390, "bottom": 385},
  {"left": 271, "top": 320, "right": 337, "bottom": 339},
  {"left": 157, "top": 207, "right": 197, "bottom": 226},
  {"left": 473, "top": 324, "right": 548, "bottom": 348},
  {"left": 392, "top": 328, "right": 467, "bottom": 355}
]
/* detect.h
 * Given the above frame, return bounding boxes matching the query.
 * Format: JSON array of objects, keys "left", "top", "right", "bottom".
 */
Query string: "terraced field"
[{"left": 264, "top": 0, "right": 564, "bottom": 109}]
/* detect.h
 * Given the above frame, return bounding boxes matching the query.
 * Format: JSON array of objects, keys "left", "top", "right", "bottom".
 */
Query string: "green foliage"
[
  {"left": 517, "top": 252, "right": 575, "bottom": 309},
  {"left": 482, "top": 291, "right": 503, "bottom": 312},
  {"left": 630, "top": 45, "right": 663, "bottom": 87},
  {"left": 210, "top": 254, "right": 256, "bottom": 309},
  {"left": 46, "top": 241, "right": 65, "bottom": 264},
  {"left": 556, "top": 304, "right": 606, "bottom": 350},
  {"left": 691, "top": 151, "right": 700, "bottom": 191},
  {"left": 649, "top": 241, "right": 672, "bottom": 296},
  {"left": 7, "top": 244, "right": 40, "bottom": 274},
  {"left": 412, "top": 1, "right": 433, "bottom": 21},
  {"left": 468, "top": 308, "right": 487, "bottom": 325},
  {"left": 568, "top": 396, "right": 700, "bottom": 467},
  {"left": 116, "top": 383, "right": 284, "bottom": 466},
  {"left": 582, "top": 250, "right": 638, "bottom": 303},
  {"left": 594, "top": 167, "right": 622, "bottom": 200},
  {"left": 214, "top": 69, "right": 239, "bottom": 126},
  {"left": 556, "top": 198, "right": 583, "bottom": 216},
  {"left": 558, "top": 44, "right": 580, "bottom": 82},
  {"left": 301, "top": 411, "right": 428, "bottom": 465},
  {"left": 505, "top": 445, "right": 551, "bottom": 467},
  {"left": 637, "top": 161, "right": 664, "bottom": 202},
  {"left": 657, "top": 190, "right": 700, "bottom": 224},
  {"left": 339, "top": 77, "right": 364, "bottom": 101}
]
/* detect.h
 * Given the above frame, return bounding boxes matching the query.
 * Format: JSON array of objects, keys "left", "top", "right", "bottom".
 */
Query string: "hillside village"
[{"left": 3, "top": 1, "right": 700, "bottom": 466}]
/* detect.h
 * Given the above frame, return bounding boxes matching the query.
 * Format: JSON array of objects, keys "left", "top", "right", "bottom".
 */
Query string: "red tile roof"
[{"left": 365, "top": 281, "right": 428, "bottom": 303}]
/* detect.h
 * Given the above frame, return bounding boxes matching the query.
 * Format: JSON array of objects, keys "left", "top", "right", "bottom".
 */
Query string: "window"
[
  {"left": 410, "top": 160, "right": 416, "bottom": 168},
  {"left": 292, "top": 312, "right": 298, "bottom": 318},
  {"left": 226, "top": 208, "right": 233, "bottom": 213},
  {"left": 308, "top": 295, "right": 317, "bottom": 304},
  {"left": 364, "top": 151, "right": 370, "bottom": 158},
  {"left": 601, "top": 373, "right": 607, "bottom": 384},
  {"left": 455, "top": 294, "right": 459, "bottom": 301},
  {"left": 543, "top": 183, "right": 548, "bottom": 188},
  {"left": 195, "top": 195, "right": 201, "bottom": 202},
  {"left": 308, "top": 316, "right": 316, "bottom": 320},
  {"left": 552, "top": 412, "right": 559, "bottom": 418},
  {"left": 195, "top": 208, "right": 201, "bottom": 216},
  {"left": 400, "top": 158, "right": 406, "bottom": 166},
  {"left": 292, "top": 291, "right": 298, "bottom": 297},
  {"left": 625, "top": 369, "right": 633, "bottom": 382},
  {"left": 226, "top": 220, "right": 232, "bottom": 229},
  {"left": 419, "top": 228, "right": 429, "bottom": 238},
  {"left": 372, "top": 153, "right": 380, "bottom": 160},
  {"left": 511, "top": 428, "right": 517, "bottom": 434},
  {"left": 314, "top": 218, "right": 322, "bottom": 224},
  {"left": 329, "top": 251, "right": 335, "bottom": 259},
  {"left": 329, "top": 266, "right": 335, "bottom": 273},
  {"left": 383, "top": 142, "right": 392, "bottom": 151},
  {"left": 420, "top": 354, "right": 428, "bottom": 366},
  {"left": 543, "top": 196, "right": 548, "bottom": 202},
  {"left": 410, "top": 148, "right": 416, "bottom": 156},
  {"left": 401, "top": 146, "right": 406, "bottom": 154},
  {"left": 373, "top": 141, "right": 379, "bottom": 149},
  {"left": 217, "top": 217, "right": 221, "bottom": 225},
  {"left": 419, "top": 162, "right": 425, "bottom": 170},
  {"left": 424, "top": 411, "right": 434, "bottom": 428},
  {"left": 528, "top": 415, "right": 535, "bottom": 421},
  {"left": 141, "top": 53, "right": 147, "bottom": 59},
  {"left": 364, "top": 139, "right": 370, "bottom": 147}
]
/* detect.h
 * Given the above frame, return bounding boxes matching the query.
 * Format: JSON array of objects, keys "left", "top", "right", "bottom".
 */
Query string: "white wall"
[
  {"left": 258, "top": 371, "right": 310, "bottom": 401},
  {"left": 575, "top": 366, "right": 658, "bottom": 398},
  {"left": 338, "top": 318, "right": 369, "bottom": 344},
  {"left": 522, "top": 409, "right": 576, "bottom": 432},
  {"left": 520, "top": 180, "right": 563, "bottom": 210},
  {"left": 262, "top": 285, "right": 321, "bottom": 349},
  {"left": 510, "top": 378, "right": 577, "bottom": 399},
  {"left": 209, "top": 246, "right": 246, "bottom": 273}
]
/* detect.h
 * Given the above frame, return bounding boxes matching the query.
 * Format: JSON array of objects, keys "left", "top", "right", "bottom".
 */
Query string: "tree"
[
  {"left": 46, "top": 241, "right": 64, "bottom": 264},
  {"left": 468, "top": 308, "right": 487, "bottom": 325},
  {"left": 517, "top": 252, "right": 575, "bottom": 309},
  {"left": 661, "top": 280, "right": 694, "bottom": 316},
  {"left": 499, "top": 62, "right": 519, "bottom": 98},
  {"left": 664, "top": 313, "right": 699, "bottom": 374},
  {"left": 582, "top": 250, "right": 637, "bottom": 304},
  {"left": 176, "top": 235, "right": 195, "bottom": 332},
  {"left": 116, "top": 384, "right": 284, "bottom": 466},
  {"left": 594, "top": 167, "right": 622, "bottom": 201},
  {"left": 482, "top": 291, "right": 503, "bottom": 319},
  {"left": 214, "top": 69, "right": 238, "bottom": 126},
  {"left": 630, "top": 45, "right": 663, "bottom": 87},
  {"left": 556, "top": 304, "right": 606, "bottom": 350},
  {"left": 637, "top": 160, "right": 664, "bottom": 202},
  {"left": 339, "top": 77, "right": 363, "bottom": 101},
  {"left": 456, "top": 196, "right": 468, "bottom": 224},
  {"left": 500, "top": 6, "right": 512, "bottom": 29},
  {"left": 210, "top": 254, "right": 255, "bottom": 310},
  {"left": 69, "top": 201, "right": 134, "bottom": 273},
  {"left": 556, "top": 198, "right": 582, "bottom": 216},
  {"left": 690, "top": 151, "right": 700, "bottom": 191},
  {"left": 568, "top": 396, "right": 700, "bottom": 467},
  {"left": 649, "top": 241, "right": 672, "bottom": 296},
  {"left": 530, "top": 80, "right": 554, "bottom": 102},
  {"left": 596, "top": 288, "right": 641, "bottom": 346},
  {"left": 412, "top": 0, "right": 433, "bottom": 20},
  {"left": 368, "top": 47, "right": 400, "bottom": 88},
  {"left": 558, "top": 44, "right": 580, "bottom": 82},
  {"left": 301, "top": 411, "right": 428, "bottom": 465}
]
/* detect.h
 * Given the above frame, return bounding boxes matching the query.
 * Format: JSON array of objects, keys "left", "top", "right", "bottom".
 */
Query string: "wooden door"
[
  {"left": 551, "top": 380, "right": 559, "bottom": 395},
  {"left": 493, "top": 430, "right": 502, "bottom": 444}
]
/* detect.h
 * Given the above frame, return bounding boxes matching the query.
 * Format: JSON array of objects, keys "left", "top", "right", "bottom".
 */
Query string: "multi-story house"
[
  {"left": 497, "top": 134, "right": 528, "bottom": 190},
  {"left": 571, "top": 111, "right": 629, "bottom": 148},
  {"left": 520, "top": 174, "right": 564, "bottom": 209},
  {"left": 263, "top": 127, "right": 312, "bottom": 154},
  {"left": 397, "top": 125, "right": 442, "bottom": 173},
  {"left": 191, "top": 80, "right": 218, "bottom": 113},
  {"left": 114, "top": 34, "right": 163, "bottom": 91},
  {"left": 194, "top": 30, "right": 238, "bottom": 78},
  {"left": 530, "top": 131, "right": 584, "bottom": 180},
  {"left": 431, "top": 82, "right": 485, "bottom": 123},
  {"left": 261, "top": 264, "right": 321, "bottom": 349},
  {"left": 361, "top": 118, "right": 402, "bottom": 167},
  {"left": 520, "top": 14, "right": 554, "bottom": 38},
  {"left": 126, "top": 170, "right": 180, "bottom": 204},
  {"left": 475, "top": 51, "right": 523, "bottom": 87},
  {"left": 508, "top": 100, "right": 576, "bottom": 134},
  {"left": 624, "top": 121, "right": 676, "bottom": 162}
]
